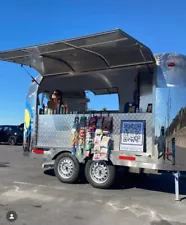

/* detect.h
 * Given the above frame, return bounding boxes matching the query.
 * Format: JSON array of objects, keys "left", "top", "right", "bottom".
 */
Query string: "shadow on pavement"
[
  {"left": 43, "top": 168, "right": 186, "bottom": 196},
  {"left": 151, "top": 220, "right": 186, "bottom": 225},
  {"left": 131, "top": 173, "right": 186, "bottom": 196},
  {"left": 44, "top": 169, "right": 55, "bottom": 176},
  {"left": 0, "top": 162, "right": 10, "bottom": 168}
]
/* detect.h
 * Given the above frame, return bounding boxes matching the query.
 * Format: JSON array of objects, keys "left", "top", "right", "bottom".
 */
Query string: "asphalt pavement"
[{"left": 0, "top": 145, "right": 186, "bottom": 225}]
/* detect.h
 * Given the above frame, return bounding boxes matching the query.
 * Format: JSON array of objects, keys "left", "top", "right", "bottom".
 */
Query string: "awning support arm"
[
  {"left": 21, "top": 65, "right": 40, "bottom": 86},
  {"left": 40, "top": 54, "right": 75, "bottom": 72},
  {"left": 62, "top": 41, "right": 111, "bottom": 68},
  {"left": 21, "top": 49, "right": 75, "bottom": 73}
]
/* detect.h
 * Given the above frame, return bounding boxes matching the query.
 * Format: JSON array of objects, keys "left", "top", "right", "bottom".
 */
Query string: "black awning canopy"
[{"left": 0, "top": 29, "right": 155, "bottom": 76}]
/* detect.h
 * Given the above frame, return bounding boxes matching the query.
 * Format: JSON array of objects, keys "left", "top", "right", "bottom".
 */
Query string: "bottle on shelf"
[
  {"left": 60, "top": 105, "right": 64, "bottom": 114},
  {"left": 63, "top": 105, "right": 66, "bottom": 114},
  {"left": 65, "top": 105, "right": 69, "bottom": 114},
  {"left": 44, "top": 106, "right": 48, "bottom": 115},
  {"left": 57, "top": 106, "right": 60, "bottom": 114}
]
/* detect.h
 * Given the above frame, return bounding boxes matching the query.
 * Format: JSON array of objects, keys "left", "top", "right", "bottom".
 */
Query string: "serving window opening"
[
  {"left": 38, "top": 90, "right": 89, "bottom": 114},
  {"left": 85, "top": 89, "right": 119, "bottom": 112},
  {"left": 35, "top": 69, "right": 154, "bottom": 156},
  {"left": 37, "top": 69, "right": 153, "bottom": 115}
]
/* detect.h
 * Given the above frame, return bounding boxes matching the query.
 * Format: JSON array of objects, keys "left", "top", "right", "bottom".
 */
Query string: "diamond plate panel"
[
  {"left": 110, "top": 113, "right": 153, "bottom": 154},
  {"left": 37, "top": 115, "right": 76, "bottom": 148},
  {"left": 37, "top": 113, "right": 153, "bottom": 153}
]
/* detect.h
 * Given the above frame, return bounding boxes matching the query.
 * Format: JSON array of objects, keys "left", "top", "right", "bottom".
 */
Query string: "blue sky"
[{"left": 0, "top": 0, "right": 186, "bottom": 125}]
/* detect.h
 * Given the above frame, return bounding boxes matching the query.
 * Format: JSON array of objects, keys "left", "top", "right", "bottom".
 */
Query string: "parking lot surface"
[{"left": 0, "top": 145, "right": 186, "bottom": 225}]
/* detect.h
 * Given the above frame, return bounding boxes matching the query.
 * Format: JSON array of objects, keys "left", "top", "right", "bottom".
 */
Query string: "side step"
[{"left": 42, "top": 160, "right": 54, "bottom": 169}]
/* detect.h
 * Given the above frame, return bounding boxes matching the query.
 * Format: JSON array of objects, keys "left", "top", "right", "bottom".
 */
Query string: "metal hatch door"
[{"left": 0, "top": 29, "right": 156, "bottom": 77}]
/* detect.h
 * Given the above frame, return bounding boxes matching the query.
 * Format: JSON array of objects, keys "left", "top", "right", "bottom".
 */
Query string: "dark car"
[{"left": 0, "top": 125, "right": 23, "bottom": 145}]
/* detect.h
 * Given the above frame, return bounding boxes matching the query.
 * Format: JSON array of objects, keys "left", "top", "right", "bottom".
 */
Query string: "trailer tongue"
[{"left": 0, "top": 29, "right": 185, "bottom": 201}]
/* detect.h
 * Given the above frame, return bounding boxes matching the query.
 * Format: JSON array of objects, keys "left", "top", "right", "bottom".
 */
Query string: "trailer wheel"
[
  {"left": 54, "top": 153, "right": 80, "bottom": 184},
  {"left": 85, "top": 160, "right": 116, "bottom": 189}
]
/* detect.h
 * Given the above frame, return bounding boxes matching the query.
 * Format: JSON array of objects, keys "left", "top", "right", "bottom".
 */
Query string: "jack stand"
[{"left": 173, "top": 172, "right": 180, "bottom": 201}]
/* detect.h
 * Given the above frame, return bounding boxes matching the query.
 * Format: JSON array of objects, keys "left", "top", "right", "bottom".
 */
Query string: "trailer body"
[
  {"left": 22, "top": 52, "right": 186, "bottom": 172},
  {"left": 0, "top": 29, "right": 185, "bottom": 198}
]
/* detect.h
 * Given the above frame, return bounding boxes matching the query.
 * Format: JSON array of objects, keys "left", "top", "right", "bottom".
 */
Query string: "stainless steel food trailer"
[{"left": 0, "top": 29, "right": 186, "bottom": 200}]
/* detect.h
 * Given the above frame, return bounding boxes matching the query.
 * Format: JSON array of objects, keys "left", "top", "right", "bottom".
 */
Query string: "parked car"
[{"left": 0, "top": 125, "right": 23, "bottom": 145}]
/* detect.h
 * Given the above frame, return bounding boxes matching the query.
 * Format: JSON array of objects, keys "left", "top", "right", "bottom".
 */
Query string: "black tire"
[
  {"left": 85, "top": 159, "right": 116, "bottom": 189},
  {"left": 54, "top": 152, "right": 80, "bottom": 184},
  {"left": 8, "top": 136, "right": 17, "bottom": 146}
]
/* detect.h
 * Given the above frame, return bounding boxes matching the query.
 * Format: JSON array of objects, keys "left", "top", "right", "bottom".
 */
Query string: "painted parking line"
[
  {"left": 13, "top": 181, "right": 67, "bottom": 190},
  {"left": 0, "top": 181, "right": 185, "bottom": 224},
  {"left": 0, "top": 182, "right": 56, "bottom": 203}
]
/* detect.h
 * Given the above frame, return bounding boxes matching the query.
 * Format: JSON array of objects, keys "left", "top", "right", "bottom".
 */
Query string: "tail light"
[
  {"left": 32, "top": 149, "right": 44, "bottom": 154},
  {"left": 168, "top": 62, "right": 175, "bottom": 67}
]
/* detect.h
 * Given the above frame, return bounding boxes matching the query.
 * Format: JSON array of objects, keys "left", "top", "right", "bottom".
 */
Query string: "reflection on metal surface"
[
  {"left": 154, "top": 53, "right": 186, "bottom": 87},
  {"left": 155, "top": 87, "right": 186, "bottom": 165}
]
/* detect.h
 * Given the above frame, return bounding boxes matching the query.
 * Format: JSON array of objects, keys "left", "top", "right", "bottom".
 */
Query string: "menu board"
[{"left": 120, "top": 120, "right": 145, "bottom": 152}]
